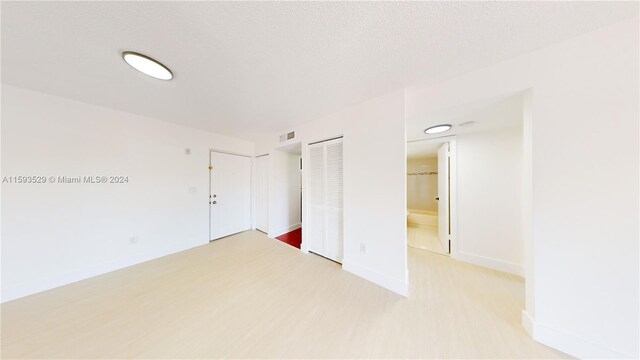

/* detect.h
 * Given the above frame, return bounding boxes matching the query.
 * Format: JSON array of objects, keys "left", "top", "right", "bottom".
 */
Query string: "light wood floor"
[
  {"left": 1, "top": 231, "right": 566, "bottom": 359},
  {"left": 407, "top": 224, "right": 448, "bottom": 255}
]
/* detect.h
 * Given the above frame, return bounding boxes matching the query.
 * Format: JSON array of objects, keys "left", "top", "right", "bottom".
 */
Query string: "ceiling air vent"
[{"left": 280, "top": 131, "right": 295, "bottom": 142}]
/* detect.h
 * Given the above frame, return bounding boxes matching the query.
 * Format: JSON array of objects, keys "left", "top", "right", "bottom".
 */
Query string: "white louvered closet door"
[
  {"left": 308, "top": 138, "right": 343, "bottom": 263},
  {"left": 308, "top": 144, "right": 325, "bottom": 255}
]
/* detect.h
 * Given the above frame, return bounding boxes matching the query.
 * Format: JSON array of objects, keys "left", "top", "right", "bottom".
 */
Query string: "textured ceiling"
[
  {"left": 407, "top": 92, "right": 524, "bottom": 143},
  {"left": 407, "top": 92, "right": 524, "bottom": 159},
  {"left": 407, "top": 142, "right": 442, "bottom": 160},
  {"left": 1, "top": 1, "right": 637, "bottom": 138}
]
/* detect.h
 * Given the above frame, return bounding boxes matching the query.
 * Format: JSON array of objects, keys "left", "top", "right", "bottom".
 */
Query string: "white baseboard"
[
  {"left": 342, "top": 259, "right": 408, "bottom": 297},
  {"left": 268, "top": 222, "right": 301, "bottom": 239},
  {"left": 522, "top": 310, "right": 634, "bottom": 359},
  {"left": 454, "top": 251, "right": 524, "bottom": 276},
  {"left": 521, "top": 310, "right": 534, "bottom": 337}
]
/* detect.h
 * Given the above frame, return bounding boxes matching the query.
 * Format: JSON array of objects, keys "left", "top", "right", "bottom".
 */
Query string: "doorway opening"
[
  {"left": 406, "top": 138, "right": 454, "bottom": 255},
  {"left": 405, "top": 91, "right": 527, "bottom": 279},
  {"left": 209, "top": 150, "right": 252, "bottom": 241},
  {"left": 269, "top": 142, "right": 303, "bottom": 249}
]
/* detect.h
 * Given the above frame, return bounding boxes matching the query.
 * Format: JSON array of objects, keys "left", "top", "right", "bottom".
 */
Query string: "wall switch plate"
[{"left": 184, "top": 148, "right": 191, "bottom": 155}]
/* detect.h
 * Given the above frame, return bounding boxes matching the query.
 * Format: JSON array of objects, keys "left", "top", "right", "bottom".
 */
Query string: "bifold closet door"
[
  {"left": 308, "top": 145, "right": 325, "bottom": 255},
  {"left": 308, "top": 138, "right": 343, "bottom": 263},
  {"left": 255, "top": 155, "right": 269, "bottom": 233}
]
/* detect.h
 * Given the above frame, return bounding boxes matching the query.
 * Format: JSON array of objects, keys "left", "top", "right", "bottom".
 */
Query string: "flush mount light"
[
  {"left": 122, "top": 51, "right": 173, "bottom": 80},
  {"left": 424, "top": 124, "right": 452, "bottom": 134}
]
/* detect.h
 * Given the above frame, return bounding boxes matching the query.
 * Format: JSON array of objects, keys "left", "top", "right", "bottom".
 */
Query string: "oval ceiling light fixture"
[
  {"left": 424, "top": 124, "right": 452, "bottom": 134},
  {"left": 122, "top": 51, "right": 173, "bottom": 80}
]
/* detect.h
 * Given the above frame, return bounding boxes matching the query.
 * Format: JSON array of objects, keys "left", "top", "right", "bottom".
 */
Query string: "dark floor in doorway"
[{"left": 276, "top": 228, "right": 301, "bottom": 249}]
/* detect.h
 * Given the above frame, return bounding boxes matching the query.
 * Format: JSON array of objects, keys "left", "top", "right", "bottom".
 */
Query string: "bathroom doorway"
[{"left": 406, "top": 138, "right": 456, "bottom": 255}]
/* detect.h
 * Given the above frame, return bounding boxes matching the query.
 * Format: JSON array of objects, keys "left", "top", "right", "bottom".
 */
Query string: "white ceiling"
[
  {"left": 407, "top": 93, "right": 524, "bottom": 159},
  {"left": 2, "top": 2, "right": 637, "bottom": 139},
  {"left": 407, "top": 92, "right": 524, "bottom": 143},
  {"left": 407, "top": 142, "right": 442, "bottom": 160},
  {"left": 276, "top": 141, "right": 302, "bottom": 156}
]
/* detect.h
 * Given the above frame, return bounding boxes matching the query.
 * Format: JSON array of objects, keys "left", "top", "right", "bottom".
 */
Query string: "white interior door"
[
  {"left": 437, "top": 143, "right": 450, "bottom": 253},
  {"left": 308, "top": 138, "right": 343, "bottom": 263},
  {"left": 210, "top": 151, "right": 252, "bottom": 240},
  {"left": 255, "top": 155, "right": 269, "bottom": 233}
]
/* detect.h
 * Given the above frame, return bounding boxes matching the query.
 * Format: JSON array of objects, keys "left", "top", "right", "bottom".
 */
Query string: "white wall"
[
  {"left": 405, "top": 17, "right": 639, "bottom": 359},
  {"left": 256, "top": 90, "right": 408, "bottom": 296},
  {"left": 268, "top": 148, "right": 301, "bottom": 238},
  {"left": 267, "top": 149, "right": 288, "bottom": 237},
  {"left": 1, "top": 85, "right": 254, "bottom": 302},
  {"left": 406, "top": 158, "right": 437, "bottom": 212},
  {"left": 288, "top": 154, "right": 302, "bottom": 227},
  {"left": 253, "top": 155, "right": 269, "bottom": 232},
  {"left": 456, "top": 125, "right": 523, "bottom": 275}
]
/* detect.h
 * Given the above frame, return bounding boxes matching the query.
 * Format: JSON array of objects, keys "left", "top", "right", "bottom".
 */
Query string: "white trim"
[
  {"left": 522, "top": 89, "right": 535, "bottom": 320},
  {"left": 454, "top": 251, "right": 524, "bottom": 276},
  {"left": 448, "top": 138, "right": 458, "bottom": 257},
  {"left": 342, "top": 258, "right": 409, "bottom": 297},
  {"left": 268, "top": 222, "right": 301, "bottom": 239},
  {"left": 208, "top": 148, "right": 253, "bottom": 158},
  {"left": 301, "top": 143, "right": 309, "bottom": 254},
  {"left": 521, "top": 310, "right": 534, "bottom": 337},
  {"left": 522, "top": 311, "right": 634, "bottom": 359},
  {"left": 250, "top": 156, "right": 255, "bottom": 230}
]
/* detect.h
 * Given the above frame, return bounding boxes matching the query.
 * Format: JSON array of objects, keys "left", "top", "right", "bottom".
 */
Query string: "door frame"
[
  {"left": 254, "top": 153, "right": 269, "bottom": 234},
  {"left": 208, "top": 148, "right": 254, "bottom": 242},
  {"left": 406, "top": 136, "right": 458, "bottom": 257}
]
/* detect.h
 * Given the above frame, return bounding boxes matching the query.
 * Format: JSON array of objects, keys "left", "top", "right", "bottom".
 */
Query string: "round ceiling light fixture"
[
  {"left": 122, "top": 51, "right": 173, "bottom": 80},
  {"left": 424, "top": 124, "right": 452, "bottom": 134}
]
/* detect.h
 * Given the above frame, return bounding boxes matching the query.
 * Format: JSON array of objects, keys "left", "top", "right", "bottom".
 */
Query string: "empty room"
[{"left": 1, "top": 2, "right": 638, "bottom": 359}]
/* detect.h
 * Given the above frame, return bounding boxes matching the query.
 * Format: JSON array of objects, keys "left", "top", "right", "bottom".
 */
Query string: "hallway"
[{"left": 407, "top": 224, "right": 447, "bottom": 255}]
